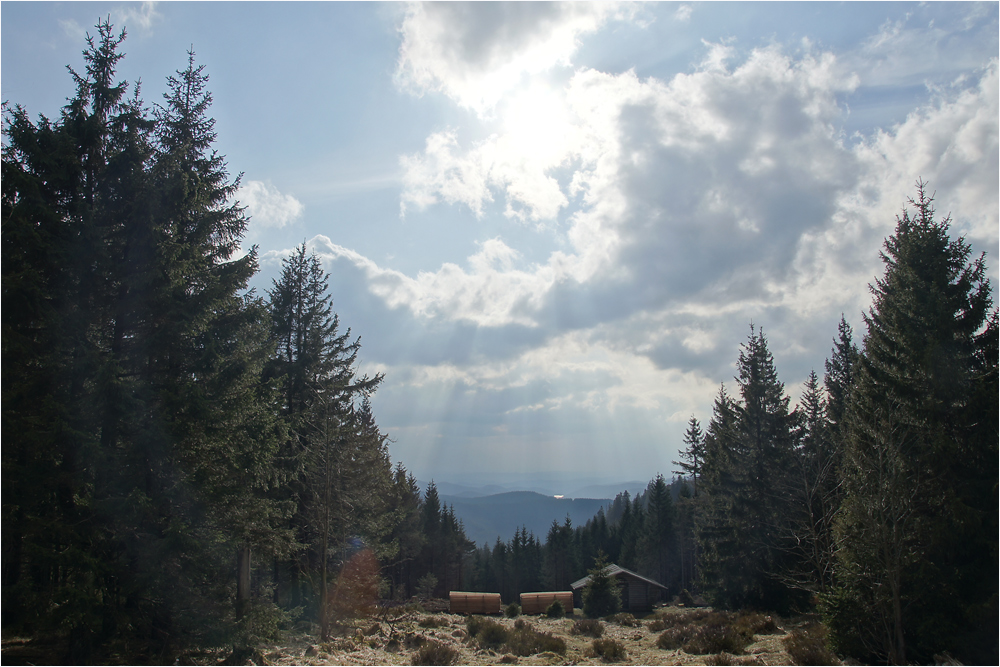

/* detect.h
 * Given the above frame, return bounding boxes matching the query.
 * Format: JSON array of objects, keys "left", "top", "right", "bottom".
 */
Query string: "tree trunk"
[{"left": 236, "top": 545, "right": 251, "bottom": 619}]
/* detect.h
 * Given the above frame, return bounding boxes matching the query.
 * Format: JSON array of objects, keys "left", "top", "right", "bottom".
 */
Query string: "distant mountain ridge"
[{"left": 441, "top": 490, "right": 612, "bottom": 548}]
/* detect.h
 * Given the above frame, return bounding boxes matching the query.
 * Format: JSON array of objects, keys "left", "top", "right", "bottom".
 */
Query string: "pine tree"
[{"left": 830, "top": 183, "right": 997, "bottom": 664}]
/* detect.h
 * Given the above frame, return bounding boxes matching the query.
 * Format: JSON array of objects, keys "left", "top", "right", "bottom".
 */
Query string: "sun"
[{"left": 500, "top": 83, "right": 572, "bottom": 166}]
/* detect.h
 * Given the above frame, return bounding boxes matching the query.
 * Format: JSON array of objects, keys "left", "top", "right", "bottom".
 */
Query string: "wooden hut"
[
  {"left": 449, "top": 591, "right": 502, "bottom": 615},
  {"left": 570, "top": 564, "right": 668, "bottom": 613},
  {"left": 519, "top": 591, "right": 574, "bottom": 615}
]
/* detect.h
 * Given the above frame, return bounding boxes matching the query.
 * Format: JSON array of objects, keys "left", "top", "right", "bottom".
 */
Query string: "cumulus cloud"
[
  {"left": 395, "top": 1, "right": 632, "bottom": 114},
  {"left": 399, "top": 43, "right": 866, "bottom": 332},
  {"left": 336, "top": 8, "right": 997, "bottom": 478},
  {"left": 853, "top": 60, "right": 998, "bottom": 248},
  {"left": 238, "top": 181, "right": 304, "bottom": 231}
]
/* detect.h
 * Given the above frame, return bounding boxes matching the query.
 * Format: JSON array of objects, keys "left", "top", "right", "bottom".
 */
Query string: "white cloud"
[
  {"left": 117, "top": 1, "right": 162, "bottom": 32},
  {"left": 399, "top": 41, "right": 865, "bottom": 333},
  {"left": 395, "top": 1, "right": 632, "bottom": 114},
  {"left": 674, "top": 4, "right": 693, "bottom": 23},
  {"left": 238, "top": 181, "right": 304, "bottom": 231},
  {"left": 853, "top": 59, "right": 999, "bottom": 248},
  {"left": 365, "top": 13, "right": 997, "bottom": 474},
  {"left": 61, "top": 2, "right": 162, "bottom": 40}
]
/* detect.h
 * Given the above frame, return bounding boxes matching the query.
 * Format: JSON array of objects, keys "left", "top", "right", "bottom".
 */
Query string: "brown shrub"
[
  {"left": 570, "top": 618, "right": 605, "bottom": 638},
  {"left": 683, "top": 623, "right": 750, "bottom": 655},
  {"left": 656, "top": 625, "right": 699, "bottom": 650},
  {"left": 783, "top": 624, "right": 840, "bottom": 666},
  {"left": 329, "top": 549, "right": 381, "bottom": 620},
  {"left": 592, "top": 638, "right": 628, "bottom": 662},
  {"left": 411, "top": 640, "right": 459, "bottom": 666},
  {"left": 646, "top": 618, "right": 667, "bottom": 632},
  {"left": 734, "top": 612, "right": 778, "bottom": 637},
  {"left": 419, "top": 616, "right": 448, "bottom": 629},
  {"left": 505, "top": 626, "right": 567, "bottom": 656},
  {"left": 607, "top": 612, "right": 641, "bottom": 627},
  {"left": 705, "top": 652, "right": 760, "bottom": 665},
  {"left": 474, "top": 618, "right": 509, "bottom": 650}
]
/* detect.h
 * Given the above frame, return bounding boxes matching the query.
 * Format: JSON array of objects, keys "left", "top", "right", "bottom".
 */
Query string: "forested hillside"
[
  {"left": 3, "top": 21, "right": 996, "bottom": 667},
  {"left": 443, "top": 491, "right": 611, "bottom": 548}
]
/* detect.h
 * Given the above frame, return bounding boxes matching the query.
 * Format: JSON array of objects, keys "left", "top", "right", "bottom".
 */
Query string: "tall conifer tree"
[{"left": 830, "top": 183, "right": 997, "bottom": 664}]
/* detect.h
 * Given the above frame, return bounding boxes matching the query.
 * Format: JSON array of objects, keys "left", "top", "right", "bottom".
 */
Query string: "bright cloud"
[
  {"left": 395, "top": 1, "right": 631, "bottom": 114},
  {"left": 238, "top": 181, "right": 304, "bottom": 231}
]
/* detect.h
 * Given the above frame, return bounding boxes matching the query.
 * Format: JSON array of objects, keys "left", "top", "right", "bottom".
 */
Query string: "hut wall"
[
  {"left": 627, "top": 580, "right": 649, "bottom": 612},
  {"left": 449, "top": 591, "right": 502, "bottom": 615},
  {"left": 519, "top": 591, "right": 574, "bottom": 615}
]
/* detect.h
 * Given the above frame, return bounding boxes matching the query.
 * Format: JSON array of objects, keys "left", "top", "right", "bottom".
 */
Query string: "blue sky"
[{"left": 4, "top": 2, "right": 997, "bottom": 488}]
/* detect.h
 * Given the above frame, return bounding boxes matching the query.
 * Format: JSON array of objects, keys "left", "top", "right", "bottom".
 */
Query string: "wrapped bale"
[
  {"left": 519, "top": 591, "right": 574, "bottom": 615},
  {"left": 449, "top": 591, "right": 502, "bottom": 615}
]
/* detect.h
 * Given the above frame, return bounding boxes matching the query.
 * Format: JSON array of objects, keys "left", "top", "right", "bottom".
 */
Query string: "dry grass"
[{"left": 221, "top": 605, "right": 836, "bottom": 666}]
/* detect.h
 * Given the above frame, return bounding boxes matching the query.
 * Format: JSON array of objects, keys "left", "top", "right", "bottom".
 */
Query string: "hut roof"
[{"left": 570, "top": 564, "right": 668, "bottom": 591}]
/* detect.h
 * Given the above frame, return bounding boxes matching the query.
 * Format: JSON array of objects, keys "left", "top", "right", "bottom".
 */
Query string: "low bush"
[
  {"left": 735, "top": 612, "right": 778, "bottom": 637},
  {"left": 592, "top": 638, "right": 628, "bottom": 662},
  {"left": 682, "top": 623, "right": 749, "bottom": 655},
  {"left": 464, "top": 615, "right": 487, "bottom": 638},
  {"left": 411, "top": 640, "right": 459, "bottom": 666},
  {"left": 654, "top": 608, "right": 711, "bottom": 627},
  {"left": 475, "top": 618, "right": 510, "bottom": 650},
  {"left": 705, "top": 652, "right": 760, "bottom": 666},
  {"left": 783, "top": 624, "right": 839, "bottom": 666},
  {"left": 505, "top": 625, "right": 567, "bottom": 656},
  {"left": 656, "top": 625, "right": 699, "bottom": 650},
  {"left": 505, "top": 603, "right": 521, "bottom": 618},
  {"left": 607, "top": 612, "right": 641, "bottom": 627},
  {"left": 647, "top": 618, "right": 667, "bottom": 632},
  {"left": 418, "top": 616, "right": 448, "bottom": 629},
  {"left": 570, "top": 618, "right": 605, "bottom": 638},
  {"left": 545, "top": 600, "right": 566, "bottom": 618}
]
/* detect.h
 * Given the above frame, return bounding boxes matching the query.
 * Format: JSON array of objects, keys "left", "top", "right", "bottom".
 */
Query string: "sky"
[{"left": 3, "top": 1, "right": 998, "bottom": 489}]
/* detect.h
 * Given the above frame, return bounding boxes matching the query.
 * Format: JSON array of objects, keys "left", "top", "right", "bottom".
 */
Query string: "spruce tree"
[
  {"left": 673, "top": 417, "right": 705, "bottom": 495},
  {"left": 824, "top": 316, "right": 858, "bottom": 435},
  {"left": 265, "top": 242, "right": 384, "bottom": 619},
  {"left": 783, "top": 370, "right": 839, "bottom": 594},
  {"left": 698, "top": 328, "right": 803, "bottom": 611},
  {"left": 582, "top": 550, "right": 621, "bottom": 618},
  {"left": 638, "top": 474, "right": 675, "bottom": 587},
  {"left": 3, "top": 26, "right": 292, "bottom": 660},
  {"left": 830, "top": 183, "right": 997, "bottom": 664}
]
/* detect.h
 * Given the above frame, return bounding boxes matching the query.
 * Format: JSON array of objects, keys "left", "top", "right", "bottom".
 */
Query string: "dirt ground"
[{"left": 251, "top": 606, "right": 812, "bottom": 666}]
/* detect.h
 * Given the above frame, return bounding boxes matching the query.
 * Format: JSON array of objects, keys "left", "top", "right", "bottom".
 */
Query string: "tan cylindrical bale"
[
  {"left": 518, "top": 591, "right": 574, "bottom": 615},
  {"left": 449, "top": 591, "right": 503, "bottom": 615}
]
